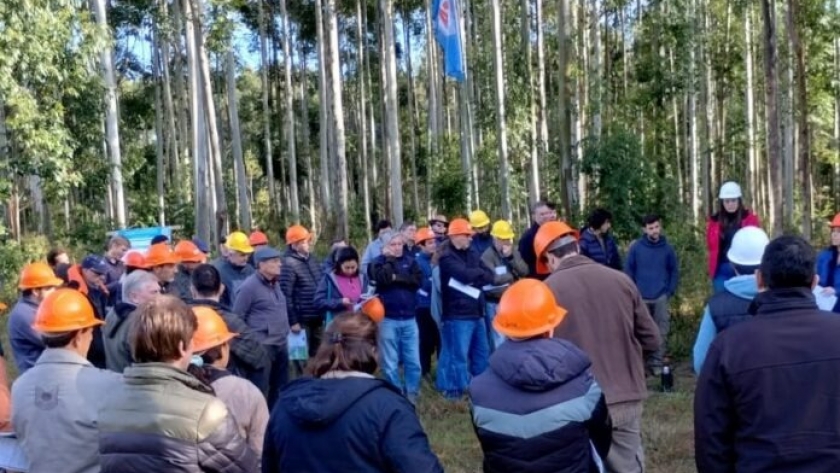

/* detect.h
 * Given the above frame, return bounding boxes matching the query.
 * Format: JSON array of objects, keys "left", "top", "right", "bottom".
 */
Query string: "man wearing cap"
[
  {"left": 429, "top": 215, "right": 449, "bottom": 244},
  {"left": 234, "top": 246, "right": 291, "bottom": 405},
  {"left": 12, "top": 288, "right": 122, "bottom": 473},
  {"left": 693, "top": 227, "right": 769, "bottom": 374},
  {"left": 537, "top": 221, "right": 660, "bottom": 473},
  {"left": 280, "top": 225, "right": 323, "bottom": 361},
  {"left": 480, "top": 220, "right": 528, "bottom": 350},
  {"left": 103, "top": 270, "right": 161, "bottom": 373},
  {"left": 193, "top": 236, "right": 211, "bottom": 256},
  {"left": 436, "top": 218, "right": 495, "bottom": 400},
  {"left": 469, "top": 210, "right": 493, "bottom": 255},
  {"left": 469, "top": 279, "right": 612, "bottom": 473},
  {"left": 695, "top": 236, "right": 840, "bottom": 473},
  {"left": 361, "top": 219, "right": 393, "bottom": 277},
  {"left": 67, "top": 255, "right": 111, "bottom": 369},
  {"left": 247, "top": 230, "right": 269, "bottom": 267},
  {"left": 103, "top": 235, "right": 130, "bottom": 298},
  {"left": 519, "top": 200, "right": 558, "bottom": 279},
  {"left": 173, "top": 240, "right": 207, "bottom": 301},
  {"left": 8, "top": 262, "right": 64, "bottom": 373},
  {"left": 214, "top": 231, "right": 256, "bottom": 307}
]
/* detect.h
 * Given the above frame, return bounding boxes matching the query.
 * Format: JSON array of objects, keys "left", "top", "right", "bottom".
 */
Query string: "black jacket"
[
  {"left": 708, "top": 290, "right": 754, "bottom": 332},
  {"left": 280, "top": 249, "right": 323, "bottom": 325},
  {"left": 518, "top": 222, "right": 544, "bottom": 279},
  {"left": 189, "top": 299, "right": 270, "bottom": 373},
  {"left": 262, "top": 375, "right": 443, "bottom": 473},
  {"left": 470, "top": 338, "right": 611, "bottom": 473},
  {"left": 695, "top": 288, "right": 840, "bottom": 473},
  {"left": 438, "top": 245, "right": 494, "bottom": 319},
  {"left": 369, "top": 254, "right": 423, "bottom": 319}
]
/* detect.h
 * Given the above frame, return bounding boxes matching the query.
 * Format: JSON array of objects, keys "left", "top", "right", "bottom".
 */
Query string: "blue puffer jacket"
[
  {"left": 439, "top": 245, "right": 494, "bottom": 319},
  {"left": 470, "top": 338, "right": 612, "bottom": 473},
  {"left": 263, "top": 375, "right": 443, "bottom": 473},
  {"left": 369, "top": 254, "right": 423, "bottom": 319},
  {"left": 579, "top": 228, "right": 622, "bottom": 270},
  {"left": 280, "top": 249, "right": 323, "bottom": 325}
]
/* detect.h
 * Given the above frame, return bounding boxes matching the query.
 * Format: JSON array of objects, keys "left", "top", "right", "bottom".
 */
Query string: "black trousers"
[{"left": 416, "top": 307, "right": 441, "bottom": 376}]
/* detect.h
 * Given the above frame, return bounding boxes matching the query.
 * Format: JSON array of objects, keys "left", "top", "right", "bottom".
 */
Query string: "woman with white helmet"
[{"left": 706, "top": 181, "right": 762, "bottom": 292}]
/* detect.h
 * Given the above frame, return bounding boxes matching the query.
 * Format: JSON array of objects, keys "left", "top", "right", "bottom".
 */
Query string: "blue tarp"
[{"left": 117, "top": 227, "right": 171, "bottom": 252}]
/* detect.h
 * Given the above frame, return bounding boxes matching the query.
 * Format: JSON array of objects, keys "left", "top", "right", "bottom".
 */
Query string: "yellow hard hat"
[
  {"left": 490, "top": 220, "right": 515, "bottom": 240},
  {"left": 469, "top": 210, "right": 491, "bottom": 229},
  {"left": 226, "top": 231, "right": 254, "bottom": 254}
]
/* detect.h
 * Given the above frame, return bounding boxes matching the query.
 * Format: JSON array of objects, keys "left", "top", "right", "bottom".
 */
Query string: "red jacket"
[{"left": 705, "top": 210, "right": 761, "bottom": 277}]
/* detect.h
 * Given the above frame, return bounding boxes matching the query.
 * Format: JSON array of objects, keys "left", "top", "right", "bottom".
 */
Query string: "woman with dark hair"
[
  {"left": 262, "top": 312, "right": 443, "bottom": 473},
  {"left": 707, "top": 181, "right": 761, "bottom": 292},
  {"left": 816, "top": 214, "right": 840, "bottom": 298},
  {"left": 314, "top": 246, "right": 368, "bottom": 324},
  {"left": 187, "top": 306, "right": 269, "bottom": 457}
]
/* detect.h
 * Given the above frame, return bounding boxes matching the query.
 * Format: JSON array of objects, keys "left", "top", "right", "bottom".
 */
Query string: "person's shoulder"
[{"left": 196, "top": 395, "right": 233, "bottom": 437}]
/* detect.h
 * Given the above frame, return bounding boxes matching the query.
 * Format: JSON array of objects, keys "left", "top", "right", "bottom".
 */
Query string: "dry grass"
[{"left": 416, "top": 363, "right": 697, "bottom": 473}]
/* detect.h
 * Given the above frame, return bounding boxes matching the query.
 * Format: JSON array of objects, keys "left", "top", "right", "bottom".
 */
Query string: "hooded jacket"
[
  {"left": 280, "top": 249, "right": 323, "bottom": 325},
  {"left": 470, "top": 338, "right": 611, "bottom": 473},
  {"left": 262, "top": 375, "right": 443, "bottom": 473},
  {"left": 103, "top": 302, "right": 138, "bottom": 373},
  {"left": 695, "top": 288, "right": 840, "bottom": 473},
  {"left": 98, "top": 363, "right": 258, "bottom": 473},
  {"left": 579, "top": 228, "right": 622, "bottom": 270},
  {"left": 693, "top": 275, "right": 759, "bottom": 374},
  {"left": 314, "top": 272, "right": 368, "bottom": 317},
  {"left": 625, "top": 234, "right": 679, "bottom": 300}
]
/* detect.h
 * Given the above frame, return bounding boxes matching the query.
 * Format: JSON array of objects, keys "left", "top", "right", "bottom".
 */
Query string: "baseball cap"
[
  {"left": 82, "top": 255, "right": 109, "bottom": 275},
  {"left": 254, "top": 246, "right": 283, "bottom": 264}
]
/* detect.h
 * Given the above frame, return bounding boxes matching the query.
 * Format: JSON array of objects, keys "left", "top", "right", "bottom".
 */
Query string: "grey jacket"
[
  {"left": 211, "top": 371, "right": 269, "bottom": 458},
  {"left": 213, "top": 259, "right": 255, "bottom": 308},
  {"left": 103, "top": 302, "right": 137, "bottom": 373},
  {"left": 12, "top": 348, "right": 123, "bottom": 473},
  {"left": 480, "top": 246, "right": 529, "bottom": 300},
  {"left": 233, "top": 273, "right": 291, "bottom": 347},
  {"left": 98, "top": 363, "right": 258, "bottom": 473}
]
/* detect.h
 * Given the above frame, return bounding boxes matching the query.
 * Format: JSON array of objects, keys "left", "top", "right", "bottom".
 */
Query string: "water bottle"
[{"left": 660, "top": 364, "right": 674, "bottom": 393}]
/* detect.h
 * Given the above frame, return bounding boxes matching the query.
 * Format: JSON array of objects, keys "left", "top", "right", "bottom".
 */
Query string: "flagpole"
[{"left": 455, "top": 0, "right": 476, "bottom": 210}]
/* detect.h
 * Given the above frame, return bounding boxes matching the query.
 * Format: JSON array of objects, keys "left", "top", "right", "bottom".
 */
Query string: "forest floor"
[{"left": 417, "top": 362, "right": 697, "bottom": 473}]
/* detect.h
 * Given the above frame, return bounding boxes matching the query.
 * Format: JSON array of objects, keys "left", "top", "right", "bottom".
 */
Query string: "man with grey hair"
[
  {"left": 361, "top": 219, "right": 393, "bottom": 277},
  {"left": 103, "top": 270, "right": 160, "bottom": 372},
  {"left": 519, "top": 200, "right": 558, "bottom": 279}
]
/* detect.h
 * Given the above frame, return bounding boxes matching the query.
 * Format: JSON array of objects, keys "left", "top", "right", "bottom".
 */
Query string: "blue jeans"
[
  {"left": 378, "top": 318, "right": 421, "bottom": 397},
  {"left": 436, "top": 318, "right": 489, "bottom": 399},
  {"left": 484, "top": 302, "right": 506, "bottom": 351}
]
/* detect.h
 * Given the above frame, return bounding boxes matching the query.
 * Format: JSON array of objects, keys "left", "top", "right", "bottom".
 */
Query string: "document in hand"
[
  {"left": 288, "top": 330, "right": 309, "bottom": 361},
  {"left": 448, "top": 278, "right": 481, "bottom": 299}
]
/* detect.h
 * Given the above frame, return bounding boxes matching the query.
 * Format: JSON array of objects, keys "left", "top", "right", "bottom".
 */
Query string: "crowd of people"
[{"left": 1, "top": 178, "right": 840, "bottom": 472}]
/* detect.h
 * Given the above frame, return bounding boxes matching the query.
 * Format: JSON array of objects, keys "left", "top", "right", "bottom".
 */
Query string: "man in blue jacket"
[
  {"left": 414, "top": 227, "right": 439, "bottom": 377},
  {"left": 580, "top": 208, "right": 622, "bottom": 270},
  {"left": 695, "top": 235, "right": 840, "bottom": 473},
  {"left": 437, "top": 218, "right": 494, "bottom": 400},
  {"left": 369, "top": 232, "right": 424, "bottom": 404},
  {"left": 470, "top": 279, "right": 611, "bottom": 473},
  {"left": 692, "top": 226, "right": 769, "bottom": 374},
  {"left": 625, "top": 214, "right": 679, "bottom": 375}
]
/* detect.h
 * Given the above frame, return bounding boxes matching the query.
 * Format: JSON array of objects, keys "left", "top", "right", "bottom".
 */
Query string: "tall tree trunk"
[
  {"left": 357, "top": 0, "right": 372, "bottom": 236},
  {"left": 170, "top": 0, "right": 191, "bottom": 203},
  {"left": 324, "top": 0, "right": 349, "bottom": 238},
  {"left": 153, "top": 36, "right": 167, "bottom": 226},
  {"left": 558, "top": 0, "right": 574, "bottom": 218},
  {"left": 761, "top": 0, "right": 783, "bottom": 235},
  {"left": 787, "top": 0, "right": 811, "bottom": 238},
  {"left": 184, "top": 0, "right": 210, "bottom": 242},
  {"left": 280, "top": 0, "right": 300, "bottom": 222},
  {"left": 299, "top": 49, "right": 317, "bottom": 229},
  {"left": 521, "top": 0, "right": 538, "bottom": 204},
  {"left": 490, "top": 0, "right": 511, "bottom": 219},
  {"left": 91, "top": 0, "right": 126, "bottom": 228},
  {"left": 380, "top": 0, "right": 403, "bottom": 225},
  {"left": 258, "top": 0, "right": 278, "bottom": 215},
  {"left": 689, "top": 0, "right": 701, "bottom": 221},
  {"left": 745, "top": 7, "right": 759, "bottom": 207},
  {"left": 315, "top": 0, "right": 333, "bottom": 215},
  {"left": 226, "top": 49, "right": 252, "bottom": 231},
  {"left": 402, "top": 9, "right": 421, "bottom": 219}
]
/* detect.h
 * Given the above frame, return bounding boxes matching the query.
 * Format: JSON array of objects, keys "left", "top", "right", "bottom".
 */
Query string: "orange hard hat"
[
  {"left": 249, "top": 231, "right": 269, "bottom": 246},
  {"left": 534, "top": 221, "right": 579, "bottom": 275},
  {"left": 191, "top": 306, "right": 238, "bottom": 353},
  {"left": 0, "top": 302, "right": 7, "bottom": 311},
  {"left": 285, "top": 225, "right": 311, "bottom": 245},
  {"left": 174, "top": 240, "right": 206, "bottom": 264},
  {"left": 146, "top": 242, "right": 180, "bottom": 267},
  {"left": 123, "top": 251, "right": 148, "bottom": 269},
  {"left": 360, "top": 297, "right": 385, "bottom": 323},
  {"left": 831, "top": 213, "right": 840, "bottom": 228},
  {"left": 19, "top": 262, "right": 64, "bottom": 290},
  {"left": 447, "top": 218, "right": 474, "bottom": 237},
  {"left": 32, "top": 288, "right": 103, "bottom": 333},
  {"left": 493, "top": 279, "right": 567, "bottom": 338},
  {"left": 415, "top": 227, "right": 435, "bottom": 244}
]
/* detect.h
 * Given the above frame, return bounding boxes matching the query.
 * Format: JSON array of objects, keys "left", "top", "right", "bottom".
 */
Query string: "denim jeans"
[
  {"left": 435, "top": 318, "right": 489, "bottom": 399},
  {"left": 484, "top": 302, "right": 506, "bottom": 352},
  {"left": 378, "top": 318, "right": 422, "bottom": 398}
]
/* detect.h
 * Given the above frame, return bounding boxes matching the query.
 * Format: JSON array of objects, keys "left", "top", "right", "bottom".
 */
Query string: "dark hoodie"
[
  {"left": 624, "top": 234, "right": 679, "bottom": 300},
  {"left": 262, "top": 375, "right": 443, "bottom": 473},
  {"left": 469, "top": 338, "right": 612, "bottom": 473}
]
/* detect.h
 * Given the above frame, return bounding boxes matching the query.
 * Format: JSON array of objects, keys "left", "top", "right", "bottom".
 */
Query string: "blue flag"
[{"left": 432, "top": 0, "right": 465, "bottom": 82}]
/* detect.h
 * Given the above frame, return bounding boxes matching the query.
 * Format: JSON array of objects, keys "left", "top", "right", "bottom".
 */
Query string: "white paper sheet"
[
  {"left": 813, "top": 287, "right": 837, "bottom": 311},
  {"left": 448, "top": 278, "right": 481, "bottom": 299}
]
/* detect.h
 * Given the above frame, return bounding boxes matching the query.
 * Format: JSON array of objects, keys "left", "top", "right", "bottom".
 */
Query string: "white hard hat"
[
  {"left": 719, "top": 181, "right": 743, "bottom": 199},
  {"left": 727, "top": 227, "right": 770, "bottom": 266}
]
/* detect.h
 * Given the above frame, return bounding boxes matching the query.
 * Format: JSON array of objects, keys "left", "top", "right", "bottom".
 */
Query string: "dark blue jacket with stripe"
[{"left": 469, "top": 338, "right": 612, "bottom": 473}]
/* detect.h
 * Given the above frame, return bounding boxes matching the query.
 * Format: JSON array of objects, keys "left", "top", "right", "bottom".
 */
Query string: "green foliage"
[
  {"left": 429, "top": 137, "right": 468, "bottom": 217},
  {"left": 0, "top": 236, "right": 52, "bottom": 304}
]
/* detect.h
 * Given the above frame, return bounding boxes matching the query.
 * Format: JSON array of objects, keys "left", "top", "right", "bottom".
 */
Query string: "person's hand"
[
  {"left": 341, "top": 297, "right": 352, "bottom": 307},
  {"left": 291, "top": 323, "right": 302, "bottom": 333},
  {"left": 822, "top": 287, "right": 836, "bottom": 296}
]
